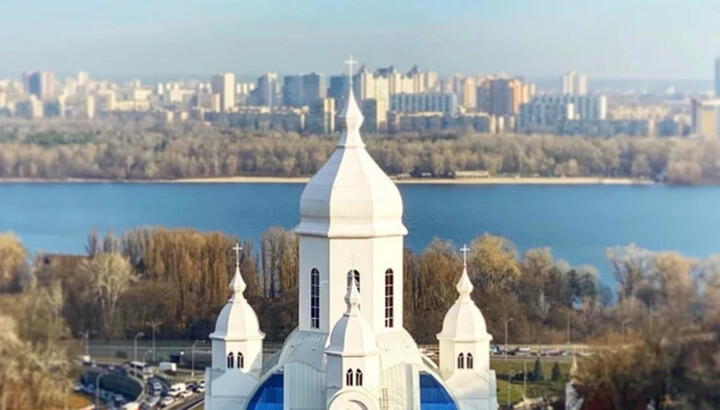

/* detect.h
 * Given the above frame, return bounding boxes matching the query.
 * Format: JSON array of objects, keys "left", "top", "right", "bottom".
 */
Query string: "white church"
[{"left": 204, "top": 59, "right": 498, "bottom": 410}]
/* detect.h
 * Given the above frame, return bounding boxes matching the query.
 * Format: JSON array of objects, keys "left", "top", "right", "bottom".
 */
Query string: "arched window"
[
  {"left": 355, "top": 369, "right": 363, "bottom": 386},
  {"left": 466, "top": 353, "right": 473, "bottom": 369},
  {"left": 237, "top": 352, "right": 244, "bottom": 369},
  {"left": 346, "top": 369, "right": 354, "bottom": 386},
  {"left": 227, "top": 352, "right": 234, "bottom": 369},
  {"left": 347, "top": 269, "right": 360, "bottom": 292},
  {"left": 457, "top": 353, "right": 464, "bottom": 369},
  {"left": 310, "top": 268, "right": 320, "bottom": 329},
  {"left": 384, "top": 268, "right": 394, "bottom": 327}
]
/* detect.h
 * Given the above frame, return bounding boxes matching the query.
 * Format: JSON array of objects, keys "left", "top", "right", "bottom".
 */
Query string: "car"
[
  {"left": 194, "top": 386, "right": 205, "bottom": 394},
  {"left": 179, "top": 389, "right": 193, "bottom": 398},
  {"left": 145, "top": 395, "right": 160, "bottom": 407},
  {"left": 159, "top": 396, "right": 174, "bottom": 408}
]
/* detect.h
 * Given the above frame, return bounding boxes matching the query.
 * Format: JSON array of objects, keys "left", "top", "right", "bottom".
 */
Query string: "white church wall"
[{"left": 298, "top": 236, "right": 329, "bottom": 332}]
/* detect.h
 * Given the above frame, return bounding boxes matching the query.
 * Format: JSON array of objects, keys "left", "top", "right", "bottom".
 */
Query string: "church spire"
[
  {"left": 456, "top": 244, "right": 473, "bottom": 298},
  {"left": 229, "top": 242, "right": 247, "bottom": 301},
  {"left": 344, "top": 276, "right": 361, "bottom": 316},
  {"left": 337, "top": 55, "right": 365, "bottom": 148}
]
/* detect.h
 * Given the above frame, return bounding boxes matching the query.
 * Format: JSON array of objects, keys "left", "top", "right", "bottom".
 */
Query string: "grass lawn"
[{"left": 491, "top": 359, "right": 570, "bottom": 406}]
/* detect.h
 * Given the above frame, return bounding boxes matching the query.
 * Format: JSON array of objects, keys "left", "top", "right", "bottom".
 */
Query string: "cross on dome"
[
  {"left": 233, "top": 242, "right": 243, "bottom": 267},
  {"left": 229, "top": 243, "right": 247, "bottom": 299},
  {"left": 345, "top": 55, "right": 358, "bottom": 84},
  {"left": 460, "top": 244, "right": 470, "bottom": 268},
  {"left": 456, "top": 244, "right": 473, "bottom": 298}
]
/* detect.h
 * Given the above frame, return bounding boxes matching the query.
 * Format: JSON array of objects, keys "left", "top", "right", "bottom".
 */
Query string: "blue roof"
[
  {"left": 247, "top": 373, "right": 283, "bottom": 410},
  {"left": 420, "top": 373, "right": 458, "bottom": 410}
]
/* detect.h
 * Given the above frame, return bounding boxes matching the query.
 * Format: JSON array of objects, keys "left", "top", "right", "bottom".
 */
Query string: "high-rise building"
[
  {"left": 692, "top": 99, "right": 720, "bottom": 139},
  {"left": 461, "top": 77, "right": 477, "bottom": 109},
  {"left": 27, "top": 71, "right": 55, "bottom": 99},
  {"left": 361, "top": 98, "right": 388, "bottom": 132},
  {"left": 489, "top": 78, "right": 530, "bottom": 116},
  {"left": 561, "top": 71, "right": 588, "bottom": 95},
  {"left": 715, "top": 57, "right": 720, "bottom": 97},
  {"left": 283, "top": 73, "right": 326, "bottom": 107},
  {"left": 301, "top": 73, "right": 325, "bottom": 104},
  {"left": 282, "top": 75, "right": 303, "bottom": 107},
  {"left": 328, "top": 74, "right": 350, "bottom": 116},
  {"left": 211, "top": 72, "right": 236, "bottom": 112},
  {"left": 307, "top": 97, "right": 335, "bottom": 134},
  {"left": 252, "top": 72, "right": 279, "bottom": 106}
]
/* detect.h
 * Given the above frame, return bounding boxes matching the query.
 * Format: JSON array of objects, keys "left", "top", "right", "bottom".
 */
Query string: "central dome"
[{"left": 296, "top": 87, "right": 407, "bottom": 238}]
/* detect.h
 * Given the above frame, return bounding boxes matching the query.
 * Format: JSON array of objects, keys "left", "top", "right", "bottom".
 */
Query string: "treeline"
[
  {"left": 2, "top": 226, "right": 719, "bottom": 407},
  {"left": 0, "top": 119, "right": 719, "bottom": 183},
  {"left": 2, "top": 226, "right": 719, "bottom": 346}
]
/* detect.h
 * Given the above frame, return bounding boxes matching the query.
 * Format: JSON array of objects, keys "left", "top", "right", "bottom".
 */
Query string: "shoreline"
[{"left": 0, "top": 176, "right": 654, "bottom": 185}]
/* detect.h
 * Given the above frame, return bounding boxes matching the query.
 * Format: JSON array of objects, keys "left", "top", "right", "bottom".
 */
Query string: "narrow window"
[
  {"left": 384, "top": 269, "right": 394, "bottom": 327},
  {"left": 457, "top": 353, "right": 464, "bottom": 369},
  {"left": 355, "top": 369, "right": 363, "bottom": 386},
  {"left": 237, "top": 352, "right": 244, "bottom": 369},
  {"left": 346, "top": 369, "right": 354, "bottom": 386},
  {"left": 227, "top": 352, "right": 234, "bottom": 369},
  {"left": 466, "top": 353, "right": 473, "bottom": 369},
  {"left": 311, "top": 268, "right": 320, "bottom": 329},
  {"left": 347, "top": 269, "right": 360, "bottom": 292}
]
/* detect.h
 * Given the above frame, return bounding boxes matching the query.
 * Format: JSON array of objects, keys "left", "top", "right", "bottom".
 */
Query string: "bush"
[{"left": 551, "top": 361, "right": 561, "bottom": 382}]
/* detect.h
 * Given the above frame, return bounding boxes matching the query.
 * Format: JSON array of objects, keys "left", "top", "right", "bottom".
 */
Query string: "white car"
[
  {"left": 179, "top": 390, "right": 193, "bottom": 398},
  {"left": 159, "top": 396, "right": 174, "bottom": 408},
  {"left": 194, "top": 386, "right": 205, "bottom": 394}
]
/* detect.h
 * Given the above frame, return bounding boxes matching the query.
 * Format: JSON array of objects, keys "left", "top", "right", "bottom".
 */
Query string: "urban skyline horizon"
[{"left": 1, "top": 69, "right": 716, "bottom": 94}]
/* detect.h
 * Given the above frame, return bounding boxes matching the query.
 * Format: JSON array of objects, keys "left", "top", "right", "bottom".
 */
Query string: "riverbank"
[{"left": 0, "top": 176, "right": 653, "bottom": 185}]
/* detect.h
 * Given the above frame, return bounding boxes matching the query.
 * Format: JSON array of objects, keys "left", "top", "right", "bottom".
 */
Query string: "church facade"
[{"left": 205, "top": 59, "right": 498, "bottom": 410}]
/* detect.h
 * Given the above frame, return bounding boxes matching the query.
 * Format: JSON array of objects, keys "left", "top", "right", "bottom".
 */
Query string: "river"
[{"left": 1, "top": 182, "right": 718, "bottom": 284}]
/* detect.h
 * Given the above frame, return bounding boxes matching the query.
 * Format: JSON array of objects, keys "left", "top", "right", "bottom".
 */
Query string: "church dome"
[
  {"left": 296, "top": 84, "right": 407, "bottom": 238},
  {"left": 210, "top": 265, "right": 264, "bottom": 341},
  {"left": 437, "top": 262, "right": 492, "bottom": 343},
  {"left": 325, "top": 277, "right": 379, "bottom": 356}
]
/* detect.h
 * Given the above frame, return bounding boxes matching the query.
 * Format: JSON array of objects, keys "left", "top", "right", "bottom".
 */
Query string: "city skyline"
[{"left": 1, "top": 0, "right": 719, "bottom": 79}]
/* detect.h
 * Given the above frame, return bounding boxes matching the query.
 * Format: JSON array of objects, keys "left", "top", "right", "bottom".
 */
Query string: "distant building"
[
  {"left": 43, "top": 98, "right": 65, "bottom": 118},
  {"left": 361, "top": 98, "right": 388, "bottom": 133},
  {"left": 252, "top": 72, "right": 280, "bottom": 106},
  {"left": 283, "top": 75, "right": 303, "bottom": 107},
  {"left": 461, "top": 77, "right": 477, "bottom": 109},
  {"left": 211, "top": 72, "right": 236, "bottom": 112},
  {"left": 15, "top": 96, "right": 44, "bottom": 119},
  {"left": 390, "top": 92, "right": 458, "bottom": 115},
  {"left": 561, "top": 71, "right": 588, "bottom": 95},
  {"left": 282, "top": 73, "right": 325, "bottom": 107},
  {"left": 519, "top": 94, "right": 607, "bottom": 132},
  {"left": 307, "top": 97, "right": 335, "bottom": 134},
  {"left": 27, "top": 71, "right": 55, "bottom": 99},
  {"left": 328, "top": 75, "right": 350, "bottom": 109},
  {"left": 489, "top": 78, "right": 530, "bottom": 116},
  {"left": 692, "top": 99, "right": 720, "bottom": 139}
]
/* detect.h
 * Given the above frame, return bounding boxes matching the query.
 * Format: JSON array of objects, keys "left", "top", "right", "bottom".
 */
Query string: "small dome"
[
  {"left": 437, "top": 265, "right": 492, "bottom": 343},
  {"left": 296, "top": 86, "right": 407, "bottom": 238},
  {"left": 210, "top": 266, "right": 264, "bottom": 341},
  {"left": 325, "top": 277, "right": 378, "bottom": 356}
]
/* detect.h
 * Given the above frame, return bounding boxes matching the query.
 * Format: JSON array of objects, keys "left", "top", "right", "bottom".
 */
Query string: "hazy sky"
[{"left": 1, "top": 0, "right": 719, "bottom": 79}]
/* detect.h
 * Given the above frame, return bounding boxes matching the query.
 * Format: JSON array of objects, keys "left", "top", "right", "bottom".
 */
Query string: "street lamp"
[
  {"left": 80, "top": 330, "right": 94, "bottom": 357},
  {"left": 134, "top": 332, "right": 145, "bottom": 378},
  {"left": 504, "top": 317, "right": 514, "bottom": 363},
  {"left": 191, "top": 340, "right": 201, "bottom": 379},
  {"left": 95, "top": 372, "right": 105, "bottom": 410},
  {"left": 148, "top": 321, "right": 161, "bottom": 363}
]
